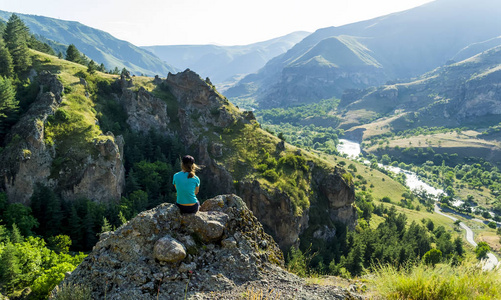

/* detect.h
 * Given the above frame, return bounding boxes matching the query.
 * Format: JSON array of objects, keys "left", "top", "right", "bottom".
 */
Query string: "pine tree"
[
  {"left": 10, "top": 223, "right": 23, "bottom": 244},
  {"left": 87, "top": 59, "right": 97, "bottom": 74},
  {"left": 83, "top": 202, "right": 97, "bottom": 250},
  {"left": 3, "top": 14, "right": 31, "bottom": 73},
  {"left": 0, "top": 74, "right": 19, "bottom": 135},
  {"left": 65, "top": 44, "right": 81, "bottom": 63},
  {"left": 101, "top": 217, "right": 112, "bottom": 233},
  {"left": 45, "top": 188, "right": 63, "bottom": 237},
  {"left": 0, "top": 38, "right": 13, "bottom": 77},
  {"left": 118, "top": 211, "right": 127, "bottom": 225},
  {"left": 67, "top": 204, "right": 82, "bottom": 248},
  {"left": 0, "top": 243, "right": 21, "bottom": 292}
]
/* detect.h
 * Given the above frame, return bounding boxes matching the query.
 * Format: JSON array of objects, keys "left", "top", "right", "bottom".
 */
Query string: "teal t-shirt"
[{"left": 172, "top": 172, "right": 200, "bottom": 204}]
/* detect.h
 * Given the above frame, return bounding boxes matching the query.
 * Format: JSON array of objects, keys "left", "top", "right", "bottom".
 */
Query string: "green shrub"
[
  {"left": 422, "top": 248, "right": 442, "bottom": 267},
  {"left": 262, "top": 169, "right": 279, "bottom": 183},
  {"left": 342, "top": 172, "right": 353, "bottom": 185},
  {"left": 278, "top": 154, "right": 308, "bottom": 172}
]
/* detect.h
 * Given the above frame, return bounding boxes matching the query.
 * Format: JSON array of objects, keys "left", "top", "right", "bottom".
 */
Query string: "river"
[{"left": 337, "top": 139, "right": 499, "bottom": 270}]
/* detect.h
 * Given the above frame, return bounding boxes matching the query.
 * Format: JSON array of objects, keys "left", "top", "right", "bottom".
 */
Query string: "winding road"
[
  {"left": 337, "top": 139, "right": 499, "bottom": 271},
  {"left": 434, "top": 204, "right": 498, "bottom": 270}
]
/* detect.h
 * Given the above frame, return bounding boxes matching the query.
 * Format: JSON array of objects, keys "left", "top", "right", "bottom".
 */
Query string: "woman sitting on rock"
[{"left": 173, "top": 155, "right": 201, "bottom": 214}]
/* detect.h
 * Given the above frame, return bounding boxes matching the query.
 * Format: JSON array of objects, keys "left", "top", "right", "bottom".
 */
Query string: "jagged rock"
[
  {"left": 119, "top": 86, "right": 170, "bottom": 133},
  {"left": 153, "top": 75, "right": 162, "bottom": 84},
  {"left": 240, "top": 180, "right": 309, "bottom": 250},
  {"left": 154, "top": 235, "right": 186, "bottom": 263},
  {"left": 79, "top": 77, "right": 88, "bottom": 87},
  {"left": 180, "top": 211, "right": 228, "bottom": 242}
]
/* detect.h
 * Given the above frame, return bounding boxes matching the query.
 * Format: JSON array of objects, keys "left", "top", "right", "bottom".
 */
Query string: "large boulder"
[{"left": 53, "top": 194, "right": 360, "bottom": 299}]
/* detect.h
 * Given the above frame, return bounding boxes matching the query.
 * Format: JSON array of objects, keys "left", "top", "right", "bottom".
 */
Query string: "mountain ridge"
[
  {"left": 228, "top": 0, "right": 501, "bottom": 109},
  {"left": 0, "top": 10, "right": 178, "bottom": 76},
  {"left": 142, "top": 31, "right": 309, "bottom": 86}
]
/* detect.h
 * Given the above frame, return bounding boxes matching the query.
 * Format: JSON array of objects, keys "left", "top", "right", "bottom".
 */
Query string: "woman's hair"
[{"left": 181, "top": 155, "right": 200, "bottom": 178}]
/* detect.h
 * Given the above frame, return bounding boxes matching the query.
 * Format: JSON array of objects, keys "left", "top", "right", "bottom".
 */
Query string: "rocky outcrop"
[
  {"left": 53, "top": 195, "right": 360, "bottom": 300},
  {"left": 0, "top": 71, "right": 125, "bottom": 204},
  {"left": 240, "top": 180, "right": 309, "bottom": 250},
  {"left": 119, "top": 81, "right": 171, "bottom": 133},
  {"left": 115, "top": 70, "right": 357, "bottom": 251},
  {"left": 166, "top": 69, "right": 238, "bottom": 147},
  {"left": 313, "top": 167, "right": 357, "bottom": 230}
]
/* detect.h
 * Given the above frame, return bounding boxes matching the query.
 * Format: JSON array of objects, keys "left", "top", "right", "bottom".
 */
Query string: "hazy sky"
[{"left": 0, "top": 0, "right": 434, "bottom": 46}]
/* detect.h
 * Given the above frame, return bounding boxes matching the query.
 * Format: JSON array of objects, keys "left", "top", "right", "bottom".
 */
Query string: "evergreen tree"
[
  {"left": 453, "top": 236, "right": 464, "bottom": 256},
  {"left": 101, "top": 217, "right": 112, "bottom": 233},
  {"left": 3, "top": 203, "right": 38, "bottom": 237},
  {"left": 0, "top": 243, "right": 21, "bottom": 292},
  {"left": 82, "top": 202, "right": 97, "bottom": 249},
  {"left": 47, "top": 235, "right": 72, "bottom": 254},
  {"left": 10, "top": 223, "right": 23, "bottom": 244},
  {"left": 3, "top": 14, "right": 31, "bottom": 73},
  {"left": 68, "top": 205, "right": 82, "bottom": 249},
  {"left": 118, "top": 211, "right": 127, "bottom": 225},
  {"left": 0, "top": 76, "right": 19, "bottom": 135},
  {"left": 0, "top": 38, "right": 13, "bottom": 77},
  {"left": 87, "top": 59, "right": 97, "bottom": 74},
  {"left": 65, "top": 44, "right": 81, "bottom": 63},
  {"left": 57, "top": 51, "right": 63, "bottom": 59},
  {"left": 99, "top": 63, "right": 106, "bottom": 72},
  {"left": 27, "top": 35, "right": 55, "bottom": 55}
]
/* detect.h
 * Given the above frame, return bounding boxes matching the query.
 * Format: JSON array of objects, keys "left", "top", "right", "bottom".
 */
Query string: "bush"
[
  {"left": 423, "top": 248, "right": 442, "bottom": 267},
  {"left": 262, "top": 169, "right": 279, "bottom": 183},
  {"left": 475, "top": 242, "right": 490, "bottom": 259}
]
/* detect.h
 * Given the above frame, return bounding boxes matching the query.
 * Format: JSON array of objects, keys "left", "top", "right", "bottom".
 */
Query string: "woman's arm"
[{"left": 195, "top": 186, "right": 200, "bottom": 195}]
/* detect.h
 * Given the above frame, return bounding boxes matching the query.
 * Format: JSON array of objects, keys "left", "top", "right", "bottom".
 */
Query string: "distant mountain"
[
  {"left": 228, "top": 0, "right": 501, "bottom": 109},
  {"left": 142, "top": 31, "right": 309, "bottom": 85},
  {"left": 0, "top": 11, "right": 177, "bottom": 76},
  {"left": 341, "top": 45, "right": 501, "bottom": 131}
]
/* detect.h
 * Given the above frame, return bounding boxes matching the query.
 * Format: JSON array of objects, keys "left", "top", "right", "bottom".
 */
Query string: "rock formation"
[
  {"left": 0, "top": 71, "right": 125, "bottom": 204},
  {"left": 116, "top": 69, "right": 357, "bottom": 251},
  {"left": 53, "top": 195, "right": 360, "bottom": 300}
]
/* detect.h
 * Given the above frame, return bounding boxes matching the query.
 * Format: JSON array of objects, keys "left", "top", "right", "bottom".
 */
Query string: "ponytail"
[{"left": 181, "top": 155, "right": 200, "bottom": 178}]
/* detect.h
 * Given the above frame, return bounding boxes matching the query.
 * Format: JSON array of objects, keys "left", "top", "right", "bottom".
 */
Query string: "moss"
[{"left": 22, "top": 149, "right": 32, "bottom": 159}]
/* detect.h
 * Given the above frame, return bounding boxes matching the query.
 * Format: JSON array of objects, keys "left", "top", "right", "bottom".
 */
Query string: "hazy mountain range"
[
  {"left": 142, "top": 31, "right": 309, "bottom": 85},
  {"left": 3, "top": 0, "right": 501, "bottom": 113},
  {"left": 226, "top": 0, "right": 501, "bottom": 109}
]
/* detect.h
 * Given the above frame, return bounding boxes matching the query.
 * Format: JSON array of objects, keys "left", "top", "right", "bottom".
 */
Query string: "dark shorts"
[{"left": 176, "top": 202, "right": 199, "bottom": 214}]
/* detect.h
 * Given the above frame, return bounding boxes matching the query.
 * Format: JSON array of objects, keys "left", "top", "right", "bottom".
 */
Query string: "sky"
[{"left": 0, "top": 0, "right": 434, "bottom": 46}]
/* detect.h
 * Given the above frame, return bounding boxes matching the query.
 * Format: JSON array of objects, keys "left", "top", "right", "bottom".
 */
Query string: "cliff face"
[
  {"left": 117, "top": 69, "right": 357, "bottom": 250},
  {"left": 341, "top": 47, "right": 501, "bottom": 130},
  {"left": 0, "top": 71, "right": 125, "bottom": 204},
  {"left": 53, "top": 195, "right": 359, "bottom": 300}
]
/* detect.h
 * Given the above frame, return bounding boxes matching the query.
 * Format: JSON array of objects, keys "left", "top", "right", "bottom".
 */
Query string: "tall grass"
[{"left": 371, "top": 259, "right": 501, "bottom": 300}]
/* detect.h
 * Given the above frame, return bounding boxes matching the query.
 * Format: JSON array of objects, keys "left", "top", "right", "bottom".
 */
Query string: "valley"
[{"left": 1, "top": 1, "right": 501, "bottom": 298}]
